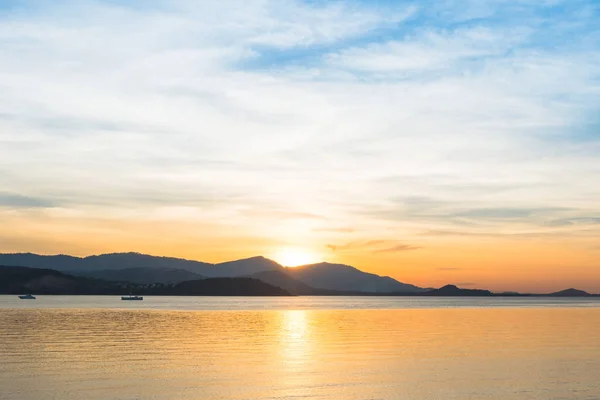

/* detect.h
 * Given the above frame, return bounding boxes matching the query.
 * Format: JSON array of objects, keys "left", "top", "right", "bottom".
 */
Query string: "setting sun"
[{"left": 271, "top": 248, "right": 321, "bottom": 267}]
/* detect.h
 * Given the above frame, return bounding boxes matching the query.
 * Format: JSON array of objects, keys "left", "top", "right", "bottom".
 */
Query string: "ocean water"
[{"left": 1, "top": 296, "right": 600, "bottom": 400}]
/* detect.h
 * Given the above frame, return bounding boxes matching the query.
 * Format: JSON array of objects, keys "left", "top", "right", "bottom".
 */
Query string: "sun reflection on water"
[
  {"left": 280, "top": 310, "right": 311, "bottom": 367},
  {"left": 282, "top": 309, "right": 308, "bottom": 342}
]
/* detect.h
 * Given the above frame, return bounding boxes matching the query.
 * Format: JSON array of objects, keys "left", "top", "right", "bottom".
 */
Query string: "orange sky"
[{"left": 1, "top": 208, "right": 598, "bottom": 293}]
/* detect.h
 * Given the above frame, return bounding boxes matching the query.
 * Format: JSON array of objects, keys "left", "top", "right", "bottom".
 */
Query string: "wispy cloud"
[
  {"left": 313, "top": 227, "right": 355, "bottom": 233},
  {"left": 326, "top": 240, "right": 386, "bottom": 252},
  {"left": 326, "top": 26, "right": 529, "bottom": 73},
  {"left": 327, "top": 240, "right": 421, "bottom": 254},
  {"left": 0, "top": 0, "right": 599, "bottom": 273},
  {"left": 373, "top": 244, "right": 421, "bottom": 253},
  {"left": 0, "top": 193, "right": 55, "bottom": 209}
]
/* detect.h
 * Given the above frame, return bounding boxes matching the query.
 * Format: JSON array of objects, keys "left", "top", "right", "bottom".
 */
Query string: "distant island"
[{"left": 0, "top": 252, "right": 597, "bottom": 297}]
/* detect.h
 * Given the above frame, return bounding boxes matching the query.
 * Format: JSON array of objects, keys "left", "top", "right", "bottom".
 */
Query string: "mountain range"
[
  {"left": 0, "top": 266, "right": 289, "bottom": 296},
  {"left": 0, "top": 252, "right": 425, "bottom": 294},
  {"left": 0, "top": 252, "right": 597, "bottom": 297}
]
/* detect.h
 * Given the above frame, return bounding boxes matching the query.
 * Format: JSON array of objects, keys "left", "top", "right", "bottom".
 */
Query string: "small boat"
[
  {"left": 19, "top": 294, "right": 36, "bottom": 300},
  {"left": 121, "top": 288, "right": 143, "bottom": 301},
  {"left": 121, "top": 295, "right": 143, "bottom": 301}
]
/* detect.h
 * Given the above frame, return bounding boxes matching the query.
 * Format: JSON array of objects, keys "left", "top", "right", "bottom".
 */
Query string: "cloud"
[
  {"left": 313, "top": 227, "right": 355, "bottom": 233},
  {"left": 544, "top": 217, "right": 600, "bottom": 227},
  {"left": 373, "top": 244, "right": 422, "bottom": 253},
  {"left": 327, "top": 240, "right": 421, "bottom": 254},
  {"left": 0, "top": 0, "right": 599, "bottom": 254},
  {"left": 326, "top": 241, "right": 383, "bottom": 252},
  {"left": 0, "top": 193, "right": 55, "bottom": 209},
  {"left": 240, "top": 1, "right": 416, "bottom": 49},
  {"left": 366, "top": 196, "right": 600, "bottom": 237},
  {"left": 326, "top": 26, "right": 529, "bottom": 73}
]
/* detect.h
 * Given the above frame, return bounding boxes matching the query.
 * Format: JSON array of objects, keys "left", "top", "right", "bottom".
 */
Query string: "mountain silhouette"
[
  {"left": 74, "top": 267, "right": 204, "bottom": 284},
  {"left": 0, "top": 252, "right": 423, "bottom": 293},
  {"left": 213, "top": 256, "right": 284, "bottom": 277},
  {"left": 249, "top": 270, "right": 317, "bottom": 295},
  {"left": 424, "top": 284, "right": 493, "bottom": 296},
  {"left": 3, "top": 253, "right": 599, "bottom": 296},
  {"left": 549, "top": 288, "right": 591, "bottom": 297},
  {"left": 0, "top": 253, "right": 283, "bottom": 277},
  {"left": 0, "top": 253, "right": 82, "bottom": 270},
  {"left": 0, "top": 265, "right": 290, "bottom": 296},
  {"left": 0, "top": 252, "right": 213, "bottom": 274},
  {"left": 0, "top": 265, "right": 122, "bottom": 294},
  {"left": 286, "top": 262, "right": 425, "bottom": 293},
  {"left": 2, "top": 263, "right": 598, "bottom": 297},
  {"left": 172, "top": 278, "right": 289, "bottom": 296}
]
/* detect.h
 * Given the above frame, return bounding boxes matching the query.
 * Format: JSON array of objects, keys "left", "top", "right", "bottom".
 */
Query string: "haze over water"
[{"left": 2, "top": 297, "right": 600, "bottom": 400}]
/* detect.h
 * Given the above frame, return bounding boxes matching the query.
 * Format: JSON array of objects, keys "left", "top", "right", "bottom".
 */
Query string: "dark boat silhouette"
[{"left": 121, "top": 295, "right": 143, "bottom": 300}]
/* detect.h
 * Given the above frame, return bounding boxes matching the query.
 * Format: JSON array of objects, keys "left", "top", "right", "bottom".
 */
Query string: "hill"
[
  {"left": 77, "top": 252, "right": 214, "bottom": 274},
  {"left": 548, "top": 288, "right": 591, "bottom": 297},
  {"left": 213, "top": 256, "right": 284, "bottom": 277},
  {"left": 250, "top": 270, "right": 317, "bottom": 295},
  {"left": 0, "top": 252, "right": 424, "bottom": 293},
  {"left": 0, "top": 252, "right": 214, "bottom": 275},
  {"left": 286, "top": 262, "right": 425, "bottom": 293},
  {"left": 423, "top": 284, "right": 493, "bottom": 296},
  {"left": 0, "top": 253, "right": 284, "bottom": 278},
  {"left": 0, "top": 266, "right": 291, "bottom": 296},
  {"left": 0, "top": 253, "right": 82, "bottom": 270},
  {"left": 73, "top": 267, "right": 204, "bottom": 284},
  {"left": 171, "top": 278, "right": 290, "bottom": 296},
  {"left": 0, "top": 265, "right": 123, "bottom": 294}
]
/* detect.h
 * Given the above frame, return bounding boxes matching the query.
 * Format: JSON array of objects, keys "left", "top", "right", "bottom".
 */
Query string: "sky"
[{"left": 0, "top": 0, "right": 599, "bottom": 293}]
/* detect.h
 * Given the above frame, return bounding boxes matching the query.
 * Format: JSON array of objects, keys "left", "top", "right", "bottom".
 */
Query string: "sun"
[{"left": 272, "top": 247, "right": 320, "bottom": 267}]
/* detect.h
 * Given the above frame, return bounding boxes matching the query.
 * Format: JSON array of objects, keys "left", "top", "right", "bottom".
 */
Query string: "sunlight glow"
[{"left": 272, "top": 248, "right": 320, "bottom": 267}]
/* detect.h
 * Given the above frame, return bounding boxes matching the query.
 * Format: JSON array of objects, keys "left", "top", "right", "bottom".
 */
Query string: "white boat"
[
  {"left": 121, "top": 289, "right": 143, "bottom": 301},
  {"left": 121, "top": 295, "right": 143, "bottom": 301},
  {"left": 18, "top": 294, "right": 36, "bottom": 300}
]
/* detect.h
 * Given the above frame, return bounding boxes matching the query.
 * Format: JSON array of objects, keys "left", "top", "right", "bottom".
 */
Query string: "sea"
[{"left": 1, "top": 296, "right": 600, "bottom": 400}]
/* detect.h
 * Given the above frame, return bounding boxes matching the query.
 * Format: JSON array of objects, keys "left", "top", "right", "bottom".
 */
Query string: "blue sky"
[{"left": 0, "top": 0, "right": 599, "bottom": 290}]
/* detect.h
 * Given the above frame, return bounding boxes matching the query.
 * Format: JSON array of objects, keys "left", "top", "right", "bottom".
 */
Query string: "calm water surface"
[{"left": 1, "top": 296, "right": 600, "bottom": 400}]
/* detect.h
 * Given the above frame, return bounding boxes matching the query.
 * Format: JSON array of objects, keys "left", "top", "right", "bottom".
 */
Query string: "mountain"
[
  {"left": 72, "top": 267, "right": 204, "bottom": 284},
  {"left": 171, "top": 278, "right": 290, "bottom": 296},
  {"left": 424, "top": 284, "right": 493, "bottom": 296},
  {"left": 286, "top": 262, "right": 425, "bottom": 293},
  {"left": 0, "top": 253, "right": 283, "bottom": 278},
  {"left": 0, "top": 252, "right": 424, "bottom": 293},
  {"left": 0, "top": 252, "right": 214, "bottom": 275},
  {"left": 548, "top": 288, "right": 591, "bottom": 297},
  {"left": 213, "top": 256, "right": 284, "bottom": 277},
  {"left": 77, "top": 252, "right": 214, "bottom": 274},
  {"left": 250, "top": 270, "right": 316, "bottom": 295},
  {"left": 0, "top": 253, "right": 82, "bottom": 270},
  {"left": 0, "top": 265, "right": 291, "bottom": 296},
  {"left": 0, "top": 265, "right": 123, "bottom": 294}
]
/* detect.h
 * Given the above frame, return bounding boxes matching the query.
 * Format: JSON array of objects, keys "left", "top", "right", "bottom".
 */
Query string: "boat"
[
  {"left": 121, "top": 295, "right": 143, "bottom": 301},
  {"left": 18, "top": 294, "right": 36, "bottom": 300},
  {"left": 121, "top": 289, "right": 143, "bottom": 301}
]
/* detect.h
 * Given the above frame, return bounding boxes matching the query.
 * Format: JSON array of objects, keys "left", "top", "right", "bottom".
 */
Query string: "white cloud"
[
  {"left": 0, "top": 0, "right": 599, "bottom": 245},
  {"left": 326, "top": 26, "right": 529, "bottom": 72}
]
